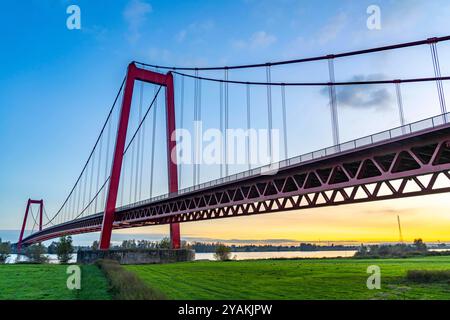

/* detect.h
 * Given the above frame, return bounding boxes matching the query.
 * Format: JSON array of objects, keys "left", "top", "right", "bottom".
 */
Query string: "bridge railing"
[{"left": 118, "top": 111, "right": 450, "bottom": 211}]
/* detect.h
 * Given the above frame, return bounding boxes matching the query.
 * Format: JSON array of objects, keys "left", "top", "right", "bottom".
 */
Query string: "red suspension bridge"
[{"left": 17, "top": 36, "right": 450, "bottom": 251}]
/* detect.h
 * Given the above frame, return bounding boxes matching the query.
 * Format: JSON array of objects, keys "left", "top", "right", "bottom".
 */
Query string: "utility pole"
[{"left": 397, "top": 215, "right": 404, "bottom": 244}]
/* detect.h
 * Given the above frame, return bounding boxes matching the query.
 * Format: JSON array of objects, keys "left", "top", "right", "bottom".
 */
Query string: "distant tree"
[
  {"left": 357, "top": 245, "right": 368, "bottom": 256},
  {"left": 181, "top": 240, "right": 191, "bottom": 249},
  {"left": 214, "top": 244, "right": 231, "bottom": 261},
  {"left": 26, "top": 243, "right": 48, "bottom": 263},
  {"left": 91, "top": 240, "right": 99, "bottom": 250},
  {"left": 47, "top": 241, "right": 58, "bottom": 254},
  {"left": 159, "top": 237, "right": 171, "bottom": 249},
  {"left": 0, "top": 240, "right": 11, "bottom": 263},
  {"left": 137, "top": 240, "right": 157, "bottom": 249},
  {"left": 121, "top": 240, "right": 137, "bottom": 249},
  {"left": 413, "top": 239, "right": 427, "bottom": 252},
  {"left": 55, "top": 236, "right": 74, "bottom": 263}
]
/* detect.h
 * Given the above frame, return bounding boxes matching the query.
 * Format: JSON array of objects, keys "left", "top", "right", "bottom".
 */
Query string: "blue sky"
[{"left": 1, "top": 0, "right": 450, "bottom": 243}]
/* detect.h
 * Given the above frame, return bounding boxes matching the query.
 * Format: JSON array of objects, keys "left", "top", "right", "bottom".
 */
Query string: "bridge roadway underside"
[{"left": 22, "top": 124, "right": 450, "bottom": 245}]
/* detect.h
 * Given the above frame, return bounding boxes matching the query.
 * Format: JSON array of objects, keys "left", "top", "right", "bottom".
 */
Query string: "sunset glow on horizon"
[{"left": 114, "top": 193, "right": 450, "bottom": 243}]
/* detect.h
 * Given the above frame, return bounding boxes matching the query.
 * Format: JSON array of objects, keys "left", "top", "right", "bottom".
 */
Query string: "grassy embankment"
[
  {"left": 96, "top": 259, "right": 166, "bottom": 299},
  {"left": 0, "top": 264, "right": 111, "bottom": 300},
  {"left": 126, "top": 256, "right": 450, "bottom": 300}
]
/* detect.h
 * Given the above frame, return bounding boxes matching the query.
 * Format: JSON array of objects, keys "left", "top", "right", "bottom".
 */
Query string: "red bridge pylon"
[
  {"left": 99, "top": 63, "right": 180, "bottom": 250},
  {"left": 17, "top": 199, "right": 44, "bottom": 253}
]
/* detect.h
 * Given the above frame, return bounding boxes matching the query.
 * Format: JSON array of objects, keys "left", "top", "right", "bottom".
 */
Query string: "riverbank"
[{"left": 4, "top": 250, "right": 357, "bottom": 263}]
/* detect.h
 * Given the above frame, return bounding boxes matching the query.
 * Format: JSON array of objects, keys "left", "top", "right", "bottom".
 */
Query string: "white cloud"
[
  {"left": 175, "top": 20, "right": 215, "bottom": 43},
  {"left": 318, "top": 12, "right": 348, "bottom": 45},
  {"left": 148, "top": 48, "right": 172, "bottom": 63},
  {"left": 232, "top": 31, "right": 277, "bottom": 50},
  {"left": 176, "top": 30, "right": 187, "bottom": 42},
  {"left": 280, "top": 12, "right": 349, "bottom": 58},
  {"left": 123, "top": 0, "right": 153, "bottom": 44}
]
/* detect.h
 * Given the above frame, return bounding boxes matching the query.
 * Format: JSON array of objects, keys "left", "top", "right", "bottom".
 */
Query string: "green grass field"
[
  {"left": 1, "top": 256, "right": 449, "bottom": 300},
  {"left": 126, "top": 256, "right": 450, "bottom": 300},
  {"left": 0, "top": 264, "right": 111, "bottom": 300}
]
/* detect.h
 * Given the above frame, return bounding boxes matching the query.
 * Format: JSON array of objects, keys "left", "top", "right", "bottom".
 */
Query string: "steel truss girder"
[{"left": 116, "top": 132, "right": 450, "bottom": 225}]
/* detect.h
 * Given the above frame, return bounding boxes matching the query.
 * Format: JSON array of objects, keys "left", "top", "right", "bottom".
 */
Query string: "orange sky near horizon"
[{"left": 115, "top": 193, "right": 450, "bottom": 243}]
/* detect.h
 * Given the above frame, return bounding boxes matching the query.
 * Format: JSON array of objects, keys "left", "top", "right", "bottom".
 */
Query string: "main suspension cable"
[
  {"left": 172, "top": 71, "right": 450, "bottom": 87},
  {"left": 134, "top": 36, "right": 450, "bottom": 71}
]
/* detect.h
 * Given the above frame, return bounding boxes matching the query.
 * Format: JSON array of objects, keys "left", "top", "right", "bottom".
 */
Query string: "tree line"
[{"left": 0, "top": 236, "right": 74, "bottom": 264}]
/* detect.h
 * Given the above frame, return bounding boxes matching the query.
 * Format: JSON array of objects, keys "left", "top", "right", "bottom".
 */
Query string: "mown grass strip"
[{"left": 96, "top": 259, "right": 167, "bottom": 300}]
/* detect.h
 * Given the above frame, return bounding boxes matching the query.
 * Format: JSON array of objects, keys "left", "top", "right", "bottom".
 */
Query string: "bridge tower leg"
[
  {"left": 99, "top": 65, "right": 136, "bottom": 250},
  {"left": 100, "top": 63, "right": 180, "bottom": 250},
  {"left": 17, "top": 199, "right": 44, "bottom": 252},
  {"left": 17, "top": 199, "right": 31, "bottom": 253},
  {"left": 39, "top": 200, "right": 43, "bottom": 231},
  {"left": 166, "top": 72, "right": 181, "bottom": 249}
]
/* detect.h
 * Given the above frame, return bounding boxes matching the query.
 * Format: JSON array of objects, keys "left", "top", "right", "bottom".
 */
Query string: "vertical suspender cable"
[
  {"left": 71, "top": 186, "right": 76, "bottom": 220},
  {"left": 73, "top": 187, "right": 78, "bottom": 220},
  {"left": 120, "top": 103, "right": 126, "bottom": 206},
  {"left": 224, "top": 68, "right": 229, "bottom": 176},
  {"left": 134, "top": 81, "right": 143, "bottom": 202},
  {"left": 29, "top": 207, "right": 35, "bottom": 234},
  {"left": 219, "top": 78, "right": 224, "bottom": 178},
  {"left": 88, "top": 149, "right": 95, "bottom": 214},
  {"left": 120, "top": 153, "right": 125, "bottom": 206},
  {"left": 430, "top": 41, "right": 447, "bottom": 118},
  {"left": 328, "top": 57, "right": 340, "bottom": 147},
  {"left": 246, "top": 83, "right": 251, "bottom": 170},
  {"left": 197, "top": 74, "right": 202, "bottom": 184},
  {"left": 77, "top": 176, "right": 82, "bottom": 215},
  {"left": 395, "top": 81, "right": 406, "bottom": 131},
  {"left": 102, "top": 115, "right": 112, "bottom": 207},
  {"left": 266, "top": 65, "right": 273, "bottom": 161},
  {"left": 179, "top": 76, "right": 185, "bottom": 187},
  {"left": 95, "top": 132, "right": 103, "bottom": 213},
  {"left": 82, "top": 164, "right": 88, "bottom": 213},
  {"left": 149, "top": 86, "right": 158, "bottom": 198},
  {"left": 129, "top": 109, "right": 135, "bottom": 203},
  {"left": 63, "top": 199, "right": 67, "bottom": 223},
  {"left": 66, "top": 200, "right": 70, "bottom": 222},
  {"left": 138, "top": 82, "right": 145, "bottom": 200},
  {"left": 193, "top": 71, "right": 197, "bottom": 186},
  {"left": 73, "top": 174, "right": 84, "bottom": 216},
  {"left": 64, "top": 198, "right": 70, "bottom": 224},
  {"left": 74, "top": 173, "right": 84, "bottom": 215},
  {"left": 69, "top": 188, "right": 77, "bottom": 220},
  {"left": 281, "top": 84, "right": 288, "bottom": 160}
]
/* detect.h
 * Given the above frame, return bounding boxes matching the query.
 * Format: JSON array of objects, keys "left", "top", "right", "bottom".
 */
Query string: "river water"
[
  {"left": 5, "top": 250, "right": 357, "bottom": 263},
  {"left": 6, "top": 249, "right": 448, "bottom": 264},
  {"left": 195, "top": 250, "right": 357, "bottom": 260}
]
